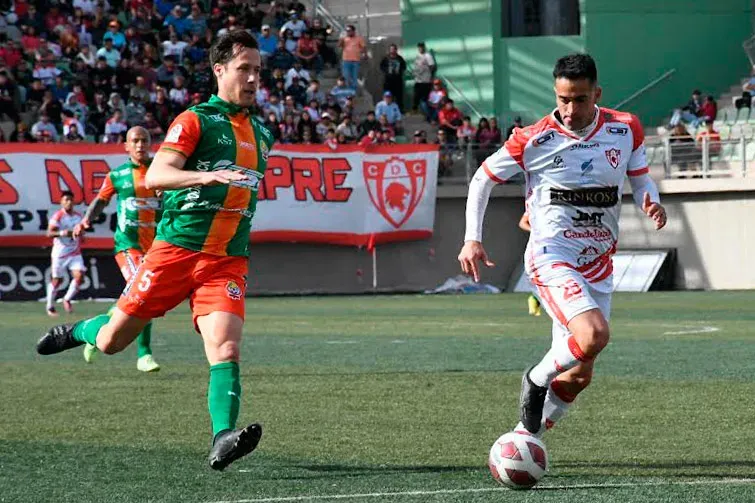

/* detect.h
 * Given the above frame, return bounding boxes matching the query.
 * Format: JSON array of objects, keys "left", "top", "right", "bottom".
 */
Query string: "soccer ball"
[{"left": 488, "top": 431, "right": 548, "bottom": 489}]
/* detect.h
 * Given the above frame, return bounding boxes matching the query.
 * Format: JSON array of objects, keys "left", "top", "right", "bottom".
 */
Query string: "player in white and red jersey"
[
  {"left": 46, "top": 191, "right": 86, "bottom": 316},
  {"left": 458, "top": 54, "right": 667, "bottom": 437}
]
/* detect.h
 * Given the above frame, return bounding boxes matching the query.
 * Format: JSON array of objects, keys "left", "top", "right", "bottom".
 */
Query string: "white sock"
[
  {"left": 514, "top": 380, "right": 575, "bottom": 437},
  {"left": 529, "top": 335, "right": 587, "bottom": 387},
  {"left": 63, "top": 280, "right": 80, "bottom": 302},
  {"left": 46, "top": 282, "right": 59, "bottom": 309}
]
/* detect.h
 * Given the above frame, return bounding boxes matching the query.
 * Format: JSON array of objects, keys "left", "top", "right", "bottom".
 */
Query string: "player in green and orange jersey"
[
  {"left": 36, "top": 31, "right": 275, "bottom": 471},
  {"left": 73, "top": 126, "right": 162, "bottom": 372}
]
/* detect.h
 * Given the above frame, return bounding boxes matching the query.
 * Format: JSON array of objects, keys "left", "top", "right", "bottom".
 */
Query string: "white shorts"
[
  {"left": 51, "top": 254, "right": 87, "bottom": 279},
  {"left": 529, "top": 265, "right": 612, "bottom": 344}
]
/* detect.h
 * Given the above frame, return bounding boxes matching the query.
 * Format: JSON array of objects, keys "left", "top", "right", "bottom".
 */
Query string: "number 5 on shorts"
[{"left": 138, "top": 270, "right": 155, "bottom": 292}]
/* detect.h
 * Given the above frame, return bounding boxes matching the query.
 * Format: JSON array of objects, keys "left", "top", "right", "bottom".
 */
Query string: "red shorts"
[
  {"left": 114, "top": 249, "right": 145, "bottom": 282},
  {"left": 117, "top": 241, "right": 248, "bottom": 329}
]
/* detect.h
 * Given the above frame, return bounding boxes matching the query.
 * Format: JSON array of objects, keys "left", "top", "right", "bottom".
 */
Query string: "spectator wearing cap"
[
  {"left": 412, "top": 130, "right": 428, "bottom": 144},
  {"left": 96, "top": 38, "right": 121, "bottom": 68},
  {"left": 412, "top": 42, "right": 436, "bottom": 112},
  {"left": 505, "top": 116, "right": 522, "bottom": 140},
  {"left": 380, "top": 44, "right": 407, "bottom": 112},
  {"left": 103, "top": 20, "right": 127, "bottom": 51},
  {"left": 335, "top": 115, "right": 358, "bottom": 143},
  {"left": 316, "top": 112, "right": 334, "bottom": 139},
  {"left": 280, "top": 11, "right": 307, "bottom": 39},
  {"left": 164, "top": 5, "right": 191, "bottom": 37},
  {"left": 375, "top": 91, "right": 402, "bottom": 128},
  {"left": 296, "top": 31, "right": 323, "bottom": 74},
  {"left": 257, "top": 25, "right": 278, "bottom": 63},
  {"left": 329, "top": 76, "right": 355, "bottom": 108},
  {"left": 285, "top": 60, "right": 311, "bottom": 89},
  {"left": 31, "top": 112, "right": 59, "bottom": 142},
  {"left": 338, "top": 24, "right": 366, "bottom": 91},
  {"left": 421, "top": 79, "right": 446, "bottom": 123}
]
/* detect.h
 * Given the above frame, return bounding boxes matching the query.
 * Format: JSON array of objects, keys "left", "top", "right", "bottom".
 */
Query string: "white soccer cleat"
[{"left": 137, "top": 354, "right": 161, "bottom": 372}]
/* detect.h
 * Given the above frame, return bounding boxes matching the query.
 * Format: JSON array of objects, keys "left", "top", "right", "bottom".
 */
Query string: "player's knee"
[
  {"left": 214, "top": 340, "right": 240, "bottom": 362},
  {"left": 97, "top": 329, "right": 126, "bottom": 355},
  {"left": 576, "top": 322, "right": 610, "bottom": 358}
]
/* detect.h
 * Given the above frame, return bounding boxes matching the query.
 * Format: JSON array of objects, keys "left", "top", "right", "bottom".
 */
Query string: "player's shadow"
[
  {"left": 265, "top": 463, "right": 480, "bottom": 481},
  {"left": 551, "top": 459, "right": 755, "bottom": 479}
]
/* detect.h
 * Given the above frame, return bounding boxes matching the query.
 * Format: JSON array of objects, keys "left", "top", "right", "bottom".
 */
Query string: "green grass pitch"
[{"left": 2, "top": 292, "right": 755, "bottom": 502}]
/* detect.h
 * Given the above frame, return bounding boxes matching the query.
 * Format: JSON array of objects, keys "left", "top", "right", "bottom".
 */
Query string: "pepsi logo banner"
[{"left": 0, "top": 144, "right": 439, "bottom": 249}]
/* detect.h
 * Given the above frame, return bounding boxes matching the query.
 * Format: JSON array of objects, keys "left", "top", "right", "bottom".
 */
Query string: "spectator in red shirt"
[
  {"left": 295, "top": 31, "right": 322, "bottom": 74},
  {"left": 438, "top": 98, "right": 463, "bottom": 139},
  {"left": 699, "top": 95, "right": 717, "bottom": 123},
  {"left": 0, "top": 40, "right": 23, "bottom": 69}
]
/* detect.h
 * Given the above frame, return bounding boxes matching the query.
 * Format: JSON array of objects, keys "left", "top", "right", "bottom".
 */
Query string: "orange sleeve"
[
  {"left": 159, "top": 110, "right": 201, "bottom": 158},
  {"left": 97, "top": 173, "right": 116, "bottom": 203}
]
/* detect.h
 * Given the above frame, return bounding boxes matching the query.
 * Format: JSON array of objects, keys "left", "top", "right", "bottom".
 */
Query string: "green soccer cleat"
[
  {"left": 137, "top": 354, "right": 161, "bottom": 372},
  {"left": 83, "top": 343, "right": 98, "bottom": 363}
]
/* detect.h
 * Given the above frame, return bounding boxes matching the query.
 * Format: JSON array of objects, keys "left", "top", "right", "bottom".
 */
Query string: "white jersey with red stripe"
[
  {"left": 49, "top": 209, "right": 83, "bottom": 259},
  {"left": 482, "top": 106, "right": 648, "bottom": 293}
]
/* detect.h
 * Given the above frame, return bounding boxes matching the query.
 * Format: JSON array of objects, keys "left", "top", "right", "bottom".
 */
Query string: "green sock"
[
  {"left": 136, "top": 322, "right": 153, "bottom": 358},
  {"left": 71, "top": 314, "right": 110, "bottom": 346},
  {"left": 208, "top": 362, "right": 241, "bottom": 438}
]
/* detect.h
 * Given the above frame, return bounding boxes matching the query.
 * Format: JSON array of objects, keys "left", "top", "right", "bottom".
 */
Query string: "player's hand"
[
  {"left": 458, "top": 240, "right": 495, "bottom": 282},
  {"left": 201, "top": 169, "right": 249, "bottom": 186},
  {"left": 642, "top": 192, "right": 667, "bottom": 230},
  {"left": 59, "top": 229, "right": 71, "bottom": 238},
  {"left": 72, "top": 220, "right": 90, "bottom": 238}
]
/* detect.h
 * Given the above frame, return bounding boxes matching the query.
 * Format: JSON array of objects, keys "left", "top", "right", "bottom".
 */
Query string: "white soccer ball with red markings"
[{"left": 488, "top": 431, "right": 548, "bottom": 489}]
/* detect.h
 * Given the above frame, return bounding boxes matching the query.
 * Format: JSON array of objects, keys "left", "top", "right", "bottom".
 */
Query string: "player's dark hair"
[
  {"left": 61, "top": 190, "right": 74, "bottom": 199},
  {"left": 210, "top": 30, "right": 259, "bottom": 69},
  {"left": 553, "top": 54, "right": 597, "bottom": 84}
]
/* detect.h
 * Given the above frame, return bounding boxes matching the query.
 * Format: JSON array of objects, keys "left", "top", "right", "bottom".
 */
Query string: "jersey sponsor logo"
[
  {"left": 226, "top": 280, "right": 243, "bottom": 300},
  {"left": 553, "top": 155, "right": 565, "bottom": 169},
  {"left": 577, "top": 245, "right": 601, "bottom": 266},
  {"left": 550, "top": 187, "right": 618, "bottom": 208},
  {"left": 239, "top": 140, "right": 255, "bottom": 151},
  {"left": 208, "top": 113, "right": 229, "bottom": 123},
  {"left": 363, "top": 156, "right": 426, "bottom": 229},
  {"left": 605, "top": 148, "right": 621, "bottom": 169},
  {"left": 607, "top": 126, "right": 628, "bottom": 136},
  {"left": 534, "top": 131, "right": 555, "bottom": 146},
  {"left": 580, "top": 159, "right": 594, "bottom": 176},
  {"left": 217, "top": 134, "right": 233, "bottom": 146},
  {"left": 570, "top": 142, "right": 600, "bottom": 150},
  {"left": 197, "top": 160, "right": 211, "bottom": 171},
  {"left": 122, "top": 197, "right": 161, "bottom": 211},
  {"left": 563, "top": 228, "right": 613, "bottom": 242},
  {"left": 122, "top": 181, "right": 133, "bottom": 188},
  {"left": 572, "top": 210, "right": 604, "bottom": 228},
  {"left": 260, "top": 142, "right": 269, "bottom": 161},
  {"left": 213, "top": 159, "right": 264, "bottom": 191},
  {"left": 165, "top": 124, "right": 182, "bottom": 143}
]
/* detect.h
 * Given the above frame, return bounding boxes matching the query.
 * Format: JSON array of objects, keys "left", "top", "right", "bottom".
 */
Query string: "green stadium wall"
[{"left": 402, "top": 0, "right": 752, "bottom": 127}]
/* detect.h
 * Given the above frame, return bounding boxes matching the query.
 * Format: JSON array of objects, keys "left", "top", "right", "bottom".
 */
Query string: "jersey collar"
[
  {"left": 549, "top": 105, "right": 603, "bottom": 141},
  {"left": 208, "top": 94, "right": 248, "bottom": 116}
]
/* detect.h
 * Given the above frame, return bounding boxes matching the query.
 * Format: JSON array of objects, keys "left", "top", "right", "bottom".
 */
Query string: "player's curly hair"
[
  {"left": 553, "top": 54, "right": 597, "bottom": 84},
  {"left": 209, "top": 30, "right": 259, "bottom": 70}
]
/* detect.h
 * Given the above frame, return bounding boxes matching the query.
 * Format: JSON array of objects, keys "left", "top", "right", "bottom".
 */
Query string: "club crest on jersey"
[
  {"left": 605, "top": 148, "right": 621, "bottom": 169},
  {"left": 226, "top": 280, "right": 243, "bottom": 300},
  {"left": 363, "top": 156, "right": 426, "bottom": 229}
]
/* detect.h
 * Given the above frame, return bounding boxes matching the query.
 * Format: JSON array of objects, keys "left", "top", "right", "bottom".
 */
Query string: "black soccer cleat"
[
  {"left": 36, "top": 323, "right": 84, "bottom": 355},
  {"left": 519, "top": 366, "right": 548, "bottom": 434},
  {"left": 208, "top": 423, "right": 263, "bottom": 471}
]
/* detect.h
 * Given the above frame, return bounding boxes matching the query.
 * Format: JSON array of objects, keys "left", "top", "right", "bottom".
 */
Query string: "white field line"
[
  {"left": 663, "top": 326, "right": 720, "bottom": 335},
  {"left": 208, "top": 477, "right": 755, "bottom": 503}
]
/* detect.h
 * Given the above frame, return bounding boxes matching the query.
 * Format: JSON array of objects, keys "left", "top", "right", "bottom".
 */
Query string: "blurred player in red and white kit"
[
  {"left": 458, "top": 54, "right": 667, "bottom": 437},
  {"left": 46, "top": 191, "right": 86, "bottom": 316}
]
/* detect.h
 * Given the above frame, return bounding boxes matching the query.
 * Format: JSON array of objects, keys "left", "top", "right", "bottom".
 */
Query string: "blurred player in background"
[
  {"left": 73, "top": 126, "right": 161, "bottom": 373},
  {"left": 458, "top": 54, "right": 667, "bottom": 438},
  {"left": 46, "top": 191, "right": 85, "bottom": 317},
  {"left": 37, "top": 31, "right": 275, "bottom": 471},
  {"left": 517, "top": 211, "right": 542, "bottom": 317}
]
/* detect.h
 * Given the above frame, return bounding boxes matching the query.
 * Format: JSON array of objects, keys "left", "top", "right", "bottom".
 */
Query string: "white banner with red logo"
[{"left": 0, "top": 144, "right": 439, "bottom": 249}]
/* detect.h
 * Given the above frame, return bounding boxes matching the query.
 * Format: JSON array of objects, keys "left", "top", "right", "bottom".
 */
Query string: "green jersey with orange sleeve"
[
  {"left": 156, "top": 95, "right": 274, "bottom": 257},
  {"left": 97, "top": 159, "right": 162, "bottom": 253}
]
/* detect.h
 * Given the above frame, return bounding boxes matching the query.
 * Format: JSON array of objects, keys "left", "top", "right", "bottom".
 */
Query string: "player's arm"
[
  {"left": 625, "top": 115, "right": 667, "bottom": 230},
  {"left": 458, "top": 136, "right": 527, "bottom": 281},
  {"left": 74, "top": 174, "right": 115, "bottom": 238},
  {"left": 145, "top": 111, "right": 249, "bottom": 190},
  {"left": 518, "top": 212, "right": 531, "bottom": 233},
  {"left": 46, "top": 216, "right": 69, "bottom": 238}
]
